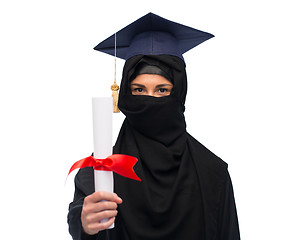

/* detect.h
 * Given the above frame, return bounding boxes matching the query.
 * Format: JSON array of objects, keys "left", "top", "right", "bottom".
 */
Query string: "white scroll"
[{"left": 92, "top": 97, "right": 114, "bottom": 228}]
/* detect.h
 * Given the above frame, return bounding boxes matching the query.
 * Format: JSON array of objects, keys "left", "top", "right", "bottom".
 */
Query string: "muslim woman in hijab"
[{"left": 68, "top": 13, "right": 240, "bottom": 240}]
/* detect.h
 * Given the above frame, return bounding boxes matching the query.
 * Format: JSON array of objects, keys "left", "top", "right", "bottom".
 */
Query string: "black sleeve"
[
  {"left": 218, "top": 170, "right": 240, "bottom": 240},
  {"left": 67, "top": 168, "right": 99, "bottom": 240}
]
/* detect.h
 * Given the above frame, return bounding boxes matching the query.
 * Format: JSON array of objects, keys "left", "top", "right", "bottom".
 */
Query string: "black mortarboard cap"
[{"left": 94, "top": 12, "right": 214, "bottom": 62}]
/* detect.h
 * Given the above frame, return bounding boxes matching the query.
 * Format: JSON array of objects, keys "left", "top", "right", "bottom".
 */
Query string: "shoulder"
[{"left": 187, "top": 133, "right": 228, "bottom": 179}]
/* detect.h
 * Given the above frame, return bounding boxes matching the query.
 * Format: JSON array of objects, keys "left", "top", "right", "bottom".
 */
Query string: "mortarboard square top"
[{"left": 94, "top": 12, "right": 214, "bottom": 62}]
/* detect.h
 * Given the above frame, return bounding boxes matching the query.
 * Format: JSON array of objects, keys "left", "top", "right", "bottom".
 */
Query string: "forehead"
[{"left": 131, "top": 74, "right": 173, "bottom": 85}]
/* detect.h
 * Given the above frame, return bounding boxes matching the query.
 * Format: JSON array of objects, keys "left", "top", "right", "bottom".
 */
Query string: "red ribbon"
[{"left": 68, "top": 154, "right": 141, "bottom": 181}]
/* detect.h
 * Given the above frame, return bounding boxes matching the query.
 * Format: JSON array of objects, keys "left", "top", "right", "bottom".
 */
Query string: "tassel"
[
  {"left": 111, "top": 83, "right": 120, "bottom": 113},
  {"left": 111, "top": 32, "right": 120, "bottom": 113}
]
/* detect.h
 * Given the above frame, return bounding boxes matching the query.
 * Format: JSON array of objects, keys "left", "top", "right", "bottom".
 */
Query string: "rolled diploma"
[{"left": 92, "top": 97, "right": 114, "bottom": 228}]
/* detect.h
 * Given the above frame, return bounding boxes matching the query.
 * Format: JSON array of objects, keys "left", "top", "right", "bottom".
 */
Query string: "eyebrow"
[
  {"left": 155, "top": 84, "right": 173, "bottom": 88},
  {"left": 130, "top": 83, "right": 145, "bottom": 88},
  {"left": 130, "top": 83, "right": 173, "bottom": 88}
]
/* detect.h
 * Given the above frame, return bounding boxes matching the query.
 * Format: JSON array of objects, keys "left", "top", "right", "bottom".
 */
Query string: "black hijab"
[{"left": 110, "top": 55, "right": 204, "bottom": 239}]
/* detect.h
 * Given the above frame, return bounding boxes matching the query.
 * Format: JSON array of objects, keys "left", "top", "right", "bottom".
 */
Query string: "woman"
[{"left": 68, "top": 13, "right": 240, "bottom": 240}]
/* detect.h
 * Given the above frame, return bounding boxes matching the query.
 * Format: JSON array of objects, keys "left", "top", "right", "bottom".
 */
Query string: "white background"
[{"left": 1, "top": 0, "right": 300, "bottom": 239}]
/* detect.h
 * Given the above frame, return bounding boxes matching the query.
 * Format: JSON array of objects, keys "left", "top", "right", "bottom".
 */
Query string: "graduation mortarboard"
[{"left": 94, "top": 12, "right": 214, "bottom": 62}]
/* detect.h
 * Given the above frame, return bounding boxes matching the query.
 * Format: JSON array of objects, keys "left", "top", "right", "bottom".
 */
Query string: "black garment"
[{"left": 68, "top": 55, "right": 240, "bottom": 240}]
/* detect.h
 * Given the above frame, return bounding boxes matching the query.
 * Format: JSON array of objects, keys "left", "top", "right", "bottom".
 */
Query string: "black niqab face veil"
[
  {"left": 111, "top": 55, "right": 204, "bottom": 239},
  {"left": 118, "top": 55, "right": 187, "bottom": 146}
]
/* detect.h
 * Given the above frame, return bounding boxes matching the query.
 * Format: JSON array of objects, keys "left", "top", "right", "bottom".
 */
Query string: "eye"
[
  {"left": 134, "top": 88, "right": 143, "bottom": 92},
  {"left": 131, "top": 87, "right": 146, "bottom": 95},
  {"left": 158, "top": 88, "right": 168, "bottom": 93},
  {"left": 155, "top": 86, "right": 172, "bottom": 96}
]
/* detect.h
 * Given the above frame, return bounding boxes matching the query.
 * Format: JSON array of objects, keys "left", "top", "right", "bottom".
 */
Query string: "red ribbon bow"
[{"left": 68, "top": 154, "right": 141, "bottom": 181}]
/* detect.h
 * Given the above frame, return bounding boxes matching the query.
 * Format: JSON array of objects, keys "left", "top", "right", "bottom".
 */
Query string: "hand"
[{"left": 81, "top": 191, "right": 123, "bottom": 235}]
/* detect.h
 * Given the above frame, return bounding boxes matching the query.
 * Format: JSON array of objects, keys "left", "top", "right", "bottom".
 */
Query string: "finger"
[
  {"left": 100, "top": 217, "right": 116, "bottom": 230},
  {"left": 82, "top": 201, "right": 117, "bottom": 216},
  {"left": 92, "top": 201, "right": 118, "bottom": 213},
  {"left": 83, "top": 217, "right": 116, "bottom": 234},
  {"left": 113, "top": 193, "right": 123, "bottom": 204},
  {"left": 92, "top": 217, "right": 116, "bottom": 232},
  {"left": 85, "top": 191, "right": 117, "bottom": 203},
  {"left": 86, "top": 210, "right": 118, "bottom": 224}
]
